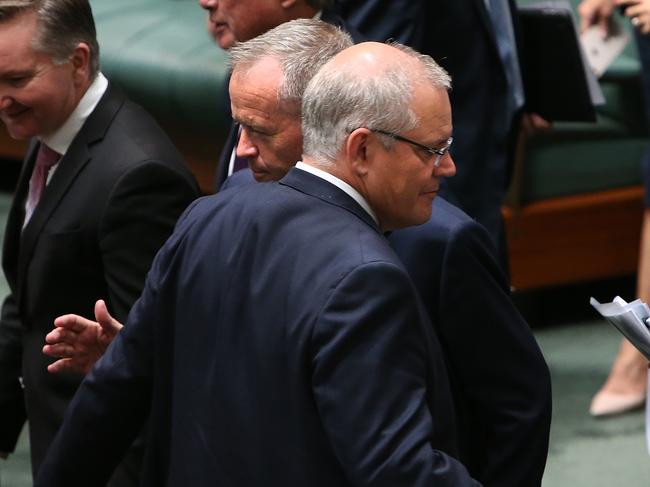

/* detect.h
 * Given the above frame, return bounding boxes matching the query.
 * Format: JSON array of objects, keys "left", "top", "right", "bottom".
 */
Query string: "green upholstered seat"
[
  {"left": 514, "top": 0, "right": 647, "bottom": 204},
  {"left": 89, "top": 0, "right": 231, "bottom": 132}
]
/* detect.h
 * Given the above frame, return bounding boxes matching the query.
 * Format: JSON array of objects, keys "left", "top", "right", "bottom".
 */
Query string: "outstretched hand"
[{"left": 43, "top": 299, "right": 124, "bottom": 375}]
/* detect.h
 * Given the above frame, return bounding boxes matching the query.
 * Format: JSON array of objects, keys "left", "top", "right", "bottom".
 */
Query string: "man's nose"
[
  {"left": 434, "top": 153, "right": 456, "bottom": 178},
  {"left": 0, "top": 95, "right": 14, "bottom": 111},
  {"left": 198, "top": 0, "right": 217, "bottom": 10},
  {"left": 235, "top": 128, "right": 258, "bottom": 159}
]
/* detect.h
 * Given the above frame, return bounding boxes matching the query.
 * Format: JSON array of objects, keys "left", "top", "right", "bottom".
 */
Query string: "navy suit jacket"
[
  {"left": 332, "top": 0, "right": 522, "bottom": 258},
  {"left": 389, "top": 199, "right": 551, "bottom": 487},
  {"left": 223, "top": 170, "right": 552, "bottom": 486},
  {"left": 36, "top": 168, "right": 480, "bottom": 487}
]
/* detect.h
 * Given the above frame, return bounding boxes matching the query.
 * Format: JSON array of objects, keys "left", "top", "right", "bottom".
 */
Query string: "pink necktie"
[{"left": 24, "top": 143, "right": 60, "bottom": 225}]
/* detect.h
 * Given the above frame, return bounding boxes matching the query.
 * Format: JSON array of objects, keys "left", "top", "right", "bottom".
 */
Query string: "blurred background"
[{"left": 2, "top": 0, "right": 650, "bottom": 485}]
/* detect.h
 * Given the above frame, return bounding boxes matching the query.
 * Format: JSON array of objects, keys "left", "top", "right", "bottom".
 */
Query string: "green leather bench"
[
  {"left": 508, "top": 0, "right": 646, "bottom": 289},
  {"left": 91, "top": 0, "right": 231, "bottom": 192}
]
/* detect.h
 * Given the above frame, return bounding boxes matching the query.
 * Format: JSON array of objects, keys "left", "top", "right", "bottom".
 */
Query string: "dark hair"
[
  {"left": 306, "top": 0, "right": 334, "bottom": 9},
  {"left": 0, "top": 0, "right": 99, "bottom": 78}
]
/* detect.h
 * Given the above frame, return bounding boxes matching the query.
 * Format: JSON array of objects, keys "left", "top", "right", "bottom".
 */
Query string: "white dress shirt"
[{"left": 295, "top": 161, "right": 379, "bottom": 226}]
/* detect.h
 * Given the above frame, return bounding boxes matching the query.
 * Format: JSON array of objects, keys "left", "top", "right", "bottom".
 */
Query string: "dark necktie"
[{"left": 24, "top": 143, "right": 60, "bottom": 226}]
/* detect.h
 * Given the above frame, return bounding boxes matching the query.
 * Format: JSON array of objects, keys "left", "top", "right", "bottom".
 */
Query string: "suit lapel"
[
  {"left": 1, "top": 141, "right": 38, "bottom": 291},
  {"left": 279, "top": 167, "right": 379, "bottom": 232},
  {"left": 473, "top": 0, "right": 499, "bottom": 50},
  {"left": 16, "top": 83, "right": 125, "bottom": 295},
  {"left": 473, "top": 0, "right": 520, "bottom": 76}
]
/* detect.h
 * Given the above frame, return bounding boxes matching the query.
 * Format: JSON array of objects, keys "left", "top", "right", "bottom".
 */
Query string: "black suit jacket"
[
  {"left": 389, "top": 199, "right": 552, "bottom": 487},
  {"left": 36, "top": 168, "right": 480, "bottom": 487},
  {"left": 332, "top": 0, "right": 522, "bottom": 258},
  {"left": 0, "top": 83, "right": 198, "bottom": 478}
]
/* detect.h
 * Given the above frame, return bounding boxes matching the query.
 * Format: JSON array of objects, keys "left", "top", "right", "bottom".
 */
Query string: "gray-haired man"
[
  {"left": 35, "top": 21, "right": 484, "bottom": 487},
  {"left": 46, "top": 15, "right": 552, "bottom": 487}
]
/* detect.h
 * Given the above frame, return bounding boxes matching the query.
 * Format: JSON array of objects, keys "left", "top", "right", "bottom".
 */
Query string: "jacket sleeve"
[
  {"left": 98, "top": 160, "right": 198, "bottom": 321},
  {"left": 0, "top": 293, "right": 26, "bottom": 452},
  {"left": 311, "top": 261, "right": 481, "bottom": 487},
  {"left": 31, "top": 206, "right": 196, "bottom": 487},
  {"left": 439, "top": 220, "right": 552, "bottom": 487}
]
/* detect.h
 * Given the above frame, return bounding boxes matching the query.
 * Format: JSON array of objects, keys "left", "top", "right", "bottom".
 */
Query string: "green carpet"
[{"left": 0, "top": 186, "right": 648, "bottom": 485}]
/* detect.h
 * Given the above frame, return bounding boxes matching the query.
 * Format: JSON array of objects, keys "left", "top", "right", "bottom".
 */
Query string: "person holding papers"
[{"left": 579, "top": 0, "right": 650, "bottom": 417}]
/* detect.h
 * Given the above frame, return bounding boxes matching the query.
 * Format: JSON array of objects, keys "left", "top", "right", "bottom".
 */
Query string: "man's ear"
[
  {"left": 70, "top": 42, "right": 91, "bottom": 85},
  {"left": 346, "top": 128, "right": 375, "bottom": 177}
]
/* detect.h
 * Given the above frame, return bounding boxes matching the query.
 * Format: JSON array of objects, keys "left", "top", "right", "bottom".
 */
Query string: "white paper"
[
  {"left": 590, "top": 296, "right": 650, "bottom": 360},
  {"left": 580, "top": 20, "right": 630, "bottom": 78}
]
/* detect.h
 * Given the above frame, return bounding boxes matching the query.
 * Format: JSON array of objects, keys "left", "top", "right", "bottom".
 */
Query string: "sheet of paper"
[
  {"left": 590, "top": 297, "right": 650, "bottom": 360},
  {"left": 580, "top": 20, "right": 630, "bottom": 78}
]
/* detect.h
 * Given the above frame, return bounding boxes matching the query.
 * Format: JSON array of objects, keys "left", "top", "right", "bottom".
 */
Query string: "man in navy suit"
[
  {"left": 330, "top": 0, "right": 536, "bottom": 266},
  {"left": 37, "top": 24, "right": 480, "bottom": 486},
  {"left": 44, "top": 18, "right": 551, "bottom": 487}
]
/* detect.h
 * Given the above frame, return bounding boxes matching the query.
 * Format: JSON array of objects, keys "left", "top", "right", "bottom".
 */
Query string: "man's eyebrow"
[{"left": 0, "top": 69, "right": 33, "bottom": 78}]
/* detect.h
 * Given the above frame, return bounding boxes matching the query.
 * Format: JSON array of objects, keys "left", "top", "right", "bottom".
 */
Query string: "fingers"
[
  {"left": 578, "top": 1, "right": 598, "bottom": 32},
  {"left": 94, "top": 299, "right": 123, "bottom": 334},
  {"left": 53, "top": 313, "right": 97, "bottom": 333},
  {"left": 623, "top": 4, "right": 646, "bottom": 16},
  {"left": 613, "top": 0, "right": 640, "bottom": 7},
  {"left": 44, "top": 326, "right": 77, "bottom": 345},
  {"left": 42, "top": 342, "right": 75, "bottom": 359},
  {"left": 47, "top": 358, "right": 89, "bottom": 375}
]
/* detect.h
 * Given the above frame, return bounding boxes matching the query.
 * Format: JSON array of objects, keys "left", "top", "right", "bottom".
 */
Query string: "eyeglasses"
[{"left": 370, "top": 129, "right": 453, "bottom": 168}]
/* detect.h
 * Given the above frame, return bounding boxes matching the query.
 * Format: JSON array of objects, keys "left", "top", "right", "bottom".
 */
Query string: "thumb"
[{"left": 94, "top": 299, "right": 123, "bottom": 335}]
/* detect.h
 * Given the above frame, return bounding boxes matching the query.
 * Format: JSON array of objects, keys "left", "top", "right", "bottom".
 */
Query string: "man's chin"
[
  {"left": 252, "top": 171, "right": 272, "bottom": 182},
  {"left": 2, "top": 124, "right": 32, "bottom": 141}
]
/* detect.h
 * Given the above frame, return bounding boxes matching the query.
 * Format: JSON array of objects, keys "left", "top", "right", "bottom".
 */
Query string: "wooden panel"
[
  {"left": 0, "top": 119, "right": 223, "bottom": 195},
  {"left": 156, "top": 119, "right": 225, "bottom": 194},
  {"left": 504, "top": 186, "right": 644, "bottom": 290}
]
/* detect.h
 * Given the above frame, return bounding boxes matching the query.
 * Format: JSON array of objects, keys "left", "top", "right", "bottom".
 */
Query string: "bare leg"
[{"left": 590, "top": 209, "right": 650, "bottom": 416}]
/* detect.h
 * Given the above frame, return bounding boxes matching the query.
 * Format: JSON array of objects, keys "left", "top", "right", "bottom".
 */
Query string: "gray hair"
[
  {"left": 302, "top": 42, "right": 451, "bottom": 165},
  {"left": 229, "top": 18, "right": 353, "bottom": 112},
  {"left": 0, "top": 0, "right": 100, "bottom": 79}
]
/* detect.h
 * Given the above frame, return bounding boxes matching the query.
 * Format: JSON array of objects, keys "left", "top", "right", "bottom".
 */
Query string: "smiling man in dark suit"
[{"left": 0, "top": 0, "right": 198, "bottom": 483}]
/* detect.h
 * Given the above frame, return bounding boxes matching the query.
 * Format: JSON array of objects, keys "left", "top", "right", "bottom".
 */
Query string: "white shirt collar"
[
  {"left": 295, "top": 161, "right": 379, "bottom": 226},
  {"left": 41, "top": 72, "right": 109, "bottom": 155}
]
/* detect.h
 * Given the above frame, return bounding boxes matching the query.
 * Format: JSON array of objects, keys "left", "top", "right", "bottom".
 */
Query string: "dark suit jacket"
[
  {"left": 0, "top": 83, "right": 198, "bottom": 479},
  {"left": 389, "top": 198, "right": 551, "bottom": 487},
  {"left": 223, "top": 169, "right": 552, "bottom": 486},
  {"left": 332, "top": 0, "right": 522, "bottom": 259},
  {"left": 36, "top": 168, "right": 480, "bottom": 487}
]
